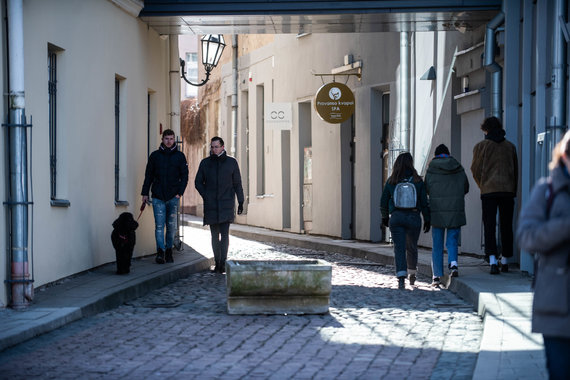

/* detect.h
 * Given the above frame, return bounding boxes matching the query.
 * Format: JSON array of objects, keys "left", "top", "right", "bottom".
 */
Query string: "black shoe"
[
  {"left": 165, "top": 248, "right": 173, "bottom": 263},
  {"left": 398, "top": 277, "right": 406, "bottom": 290},
  {"left": 501, "top": 263, "right": 509, "bottom": 273},
  {"left": 490, "top": 264, "right": 500, "bottom": 274},
  {"left": 432, "top": 277, "right": 441, "bottom": 287},
  {"left": 450, "top": 265, "right": 459, "bottom": 277},
  {"left": 155, "top": 249, "right": 165, "bottom": 264},
  {"left": 218, "top": 262, "right": 226, "bottom": 274},
  {"left": 211, "top": 262, "right": 219, "bottom": 273},
  {"left": 409, "top": 274, "right": 416, "bottom": 286}
]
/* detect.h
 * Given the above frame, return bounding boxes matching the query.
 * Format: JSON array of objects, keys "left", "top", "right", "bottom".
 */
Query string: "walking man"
[
  {"left": 471, "top": 117, "right": 518, "bottom": 274},
  {"left": 141, "top": 129, "right": 189, "bottom": 264},
  {"left": 195, "top": 136, "right": 244, "bottom": 273},
  {"left": 425, "top": 144, "right": 469, "bottom": 286}
]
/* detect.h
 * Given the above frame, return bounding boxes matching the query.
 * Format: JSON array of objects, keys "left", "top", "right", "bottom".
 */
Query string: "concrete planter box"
[{"left": 226, "top": 259, "right": 332, "bottom": 315}]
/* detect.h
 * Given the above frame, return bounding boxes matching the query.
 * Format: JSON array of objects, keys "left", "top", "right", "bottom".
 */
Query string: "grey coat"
[
  {"left": 425, "top": 156, "right": 469, "bottom": 228},
  {"left": 516, "top": 164, "right": 570, "bottom": 338},
  {"left": 195, "top": 151, "right": 244, "bottom": 226}
]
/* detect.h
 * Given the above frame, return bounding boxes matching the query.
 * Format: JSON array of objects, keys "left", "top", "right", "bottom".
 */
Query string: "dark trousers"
[
  {"left": 389, "top": 210, "right": 421, "bottom": 278},
  {"left": 210, "top": 222, "right": 230, "bottom": 266},
  {"left": 543, "top": 336, "right": 570, "bottom": 380},
  {"left": 481, "top": 196, "right": 514, "bottom": 258}
]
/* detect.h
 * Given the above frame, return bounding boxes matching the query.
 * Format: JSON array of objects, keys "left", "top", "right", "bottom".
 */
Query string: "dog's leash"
[{"left": 136, "top": 201, "right": 147, "bottom": 222}]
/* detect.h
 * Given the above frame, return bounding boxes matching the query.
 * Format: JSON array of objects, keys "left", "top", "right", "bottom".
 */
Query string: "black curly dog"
[{"left": 111, "top": 212, "right": 138, "bottom": 274}]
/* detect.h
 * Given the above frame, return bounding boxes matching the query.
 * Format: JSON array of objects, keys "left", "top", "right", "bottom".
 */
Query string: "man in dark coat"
[
  {"left": 471, "top": 117, "right": 518, "bottom": 274},
  {"left": 195, "top": 136, "right": 244, "bottom": 273},
  {"left": 425, "top": 144, "right": 469, "bottom": 286},
  {"left": 141, "top": 129, "right": 189, "bottom": 264}
]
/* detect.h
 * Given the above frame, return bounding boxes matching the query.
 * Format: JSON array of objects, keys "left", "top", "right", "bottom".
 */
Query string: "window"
[
  {"left": 185, "top": 52, "right": 198, "bottom": 98},
  {"left": 48, "top": 44, "right": 69, "bottom": 207},
  {"left": 115, "top": 76, "right": 128, "bottom": 206}
]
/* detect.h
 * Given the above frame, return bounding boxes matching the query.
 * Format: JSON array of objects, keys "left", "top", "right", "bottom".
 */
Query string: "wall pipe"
[
  {"left": 550, "top": 0, "right": 568, "bottom": 152},
  {"left": 399, "top": 32, "right": 411, "bottom": 153},
  {"left": 169, "top": 35, "right": 181, "bottom": 136},
  {"left": 5, "top": 0, "right": 32, "bottom": 308},
  {"left": 230, "top": 35, "right": 238, "bottom": 156},
  {"left": 484, "top": 11, "right": 505, "bottom": 120}
]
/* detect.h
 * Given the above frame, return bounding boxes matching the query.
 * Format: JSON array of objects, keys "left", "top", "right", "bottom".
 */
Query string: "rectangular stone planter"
[{"left": 226, "top": 259, "right": 332, "bottom": 315}]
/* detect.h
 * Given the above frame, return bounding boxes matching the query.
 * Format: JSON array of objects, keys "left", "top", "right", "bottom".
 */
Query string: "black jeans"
[
  {"left": 543, "top": 336, "right": 570, "bottom": 380},
  {"left": 481, "top": 196, "right": 514, "bottom": 258},
  {"left": 210, "top": 222, "right": 230, "bottom": 265}
]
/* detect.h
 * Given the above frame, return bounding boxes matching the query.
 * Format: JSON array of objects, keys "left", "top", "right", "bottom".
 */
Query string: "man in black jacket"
[
  {"left": 141, "top": 129, "right": 188, "bottom": 264},
  {"left": 195, "top": 136, "right": 244, "bottom": 273}
]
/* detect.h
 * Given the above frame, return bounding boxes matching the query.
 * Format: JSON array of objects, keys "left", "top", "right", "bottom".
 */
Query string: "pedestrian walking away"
[
  {"left": 425, "top": 144, "right": 469, "bottom": 286},
  {"left": 471, "top": 116, "right": 518, "bottom": 274},
  {"left": 195, "top": 136, "right": 245, "bottom": 273},
  {"left": 516, "top": 129, "right": 570, "bottom": 380},
  {"left": 380, "top": 152, "right": 430, "bottom": 289},
  {"left": 141, "top": 129, "right": 189, "bottom": 264}
]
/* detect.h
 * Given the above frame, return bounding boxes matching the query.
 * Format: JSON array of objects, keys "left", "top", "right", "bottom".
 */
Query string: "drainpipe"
[
  {"left": 5, "top": 0, "right": 32, "bottom": 308},
  {"left": 484, "top": 11, "right": 505, "bottom": 120},
  {"left": 230, "top": 35, "right": 238, "bottom": 156},
  {"left": 399, "top": 32, "right": 411, "bottom": 154},
  {"left": 550, "top": 0, "right": 568, "bottom": 154},
  {"left": 169, "top": 35, "right": 181, "bottom": 136}
]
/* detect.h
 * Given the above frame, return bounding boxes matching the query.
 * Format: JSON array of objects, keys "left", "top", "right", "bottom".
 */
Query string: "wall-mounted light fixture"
[{"left": 180, "top": 34, "right": 226, "bottom": 87}]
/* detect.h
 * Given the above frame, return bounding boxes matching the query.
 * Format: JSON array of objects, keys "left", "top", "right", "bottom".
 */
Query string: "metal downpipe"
[
  {"left": 484, "top": 11, "right": 505, "bottom": 120},
  {"left": 169, "top": 35, "right": 181, "bottom": 136},
  {"left": 231, "top": 35, "right": 238, "bottom": 156},
  {"left": 550, "top": 0, "right": 568, "bottom": 150},
  {"left": 6, "top": 0, "right": 32, "bottom": 308},
  {"left": 399, "top": 31, "right": 410, "bottom": 153}
]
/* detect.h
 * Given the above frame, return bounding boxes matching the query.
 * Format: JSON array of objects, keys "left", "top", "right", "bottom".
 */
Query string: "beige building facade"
[
  {"left": 0, "top": 0, "right": 178, "bottom": 307},
  {"left": 194, "top": 30, "right": 490, "bottom": 252}
]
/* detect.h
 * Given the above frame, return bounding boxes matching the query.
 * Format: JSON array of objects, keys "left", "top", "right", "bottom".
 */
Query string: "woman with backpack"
[
  {"left": 381, "top": 152, "right": 430, "bottom": 290},
  {"left": 516, "top": 130, "right": 570, "bottom": 379}
]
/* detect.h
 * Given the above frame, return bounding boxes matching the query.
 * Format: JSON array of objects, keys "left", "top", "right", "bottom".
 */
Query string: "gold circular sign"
[{"left": 314, "top": 82, "right": 355, "bottom": 124}]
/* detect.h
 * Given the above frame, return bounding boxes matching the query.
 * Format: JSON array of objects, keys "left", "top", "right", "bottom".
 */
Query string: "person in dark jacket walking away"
[
  {"left": 516, "top": 130, "right": 570, "bottom": 380},
  {"left": 425, "top": 144, "right": 469, "bottom": 286},
  {"left": 195, "top": 136, "right": 244, "bottom": 273},
  {"left": 471, "top": 117, "right": 518, "bottom": 274},
  {"left": 141, "top": 129, "right": 189, "bottom": 264},
  {"left": 381, "top": 152, "right": 430, "bottom": 290}
]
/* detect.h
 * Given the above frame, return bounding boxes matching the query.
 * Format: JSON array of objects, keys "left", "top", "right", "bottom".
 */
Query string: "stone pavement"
[{"left": 0, "top": 215, "right": 547, "bottom": 379}]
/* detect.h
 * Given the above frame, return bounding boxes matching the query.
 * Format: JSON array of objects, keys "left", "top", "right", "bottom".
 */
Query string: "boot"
[
  {"left": 165, "top": 248, "right": 173, "bottom": 263},
  {"left": 155, "top": 248, "right": 165, "bottom": 264}
]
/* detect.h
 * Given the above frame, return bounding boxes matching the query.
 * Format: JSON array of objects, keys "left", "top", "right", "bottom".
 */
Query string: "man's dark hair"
[
  {"left": 434, "top": 144, "right": 450, "bottom": 156},
  {"left": 481, "top": 117, "right": 503, "bottom": 133},
  {"left": 211, "top": 136, "right": 224, "bottom": 146},
  {"left": 162, "top": 129, "right": 175, "bottom": 138}
]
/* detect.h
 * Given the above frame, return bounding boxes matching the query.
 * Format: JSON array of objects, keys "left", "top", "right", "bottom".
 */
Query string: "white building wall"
[{"left": 1, "top": 0, "right": 171, "bottom": 306}]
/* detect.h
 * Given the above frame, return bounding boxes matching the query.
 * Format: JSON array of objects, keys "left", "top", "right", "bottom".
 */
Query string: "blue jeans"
[
  {"left": 152, "top": 197, "right": 179, "bottom": 251},
  {"left": 389, "top": 210, "right": 421, "bottom": 278},
  {"left": 431, "top": 227, "right": 460, "bottom": 277}
]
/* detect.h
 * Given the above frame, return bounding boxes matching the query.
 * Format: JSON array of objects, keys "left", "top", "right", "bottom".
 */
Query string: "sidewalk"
[{"left": 0, "top": 214, "right": 546, "bottom": 379}]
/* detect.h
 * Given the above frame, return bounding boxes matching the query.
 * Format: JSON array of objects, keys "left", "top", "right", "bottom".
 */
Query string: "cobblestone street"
[{"left": 0, "top": 230, "right": 483, "bottom": 379}]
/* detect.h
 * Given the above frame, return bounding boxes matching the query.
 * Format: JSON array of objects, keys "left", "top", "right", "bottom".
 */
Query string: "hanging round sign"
[{"left": 314, "top": 82, "right": 355, "bottom": 124}]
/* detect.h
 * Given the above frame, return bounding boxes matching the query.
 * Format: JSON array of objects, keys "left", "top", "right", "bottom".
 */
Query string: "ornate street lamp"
[{"left": 180, "top": 34, "right": 226, "bottom": 87}]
